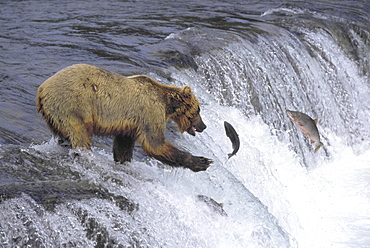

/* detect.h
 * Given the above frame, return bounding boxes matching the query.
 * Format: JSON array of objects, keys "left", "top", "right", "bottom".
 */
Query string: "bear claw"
[{"left": 188, "top": 156, "right": 213, "bottom": 172}]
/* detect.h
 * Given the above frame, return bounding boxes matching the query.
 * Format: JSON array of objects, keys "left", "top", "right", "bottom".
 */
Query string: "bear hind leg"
[
  {"left": 57, "top": 118, "right": 93, "bottom": 150},
  {"left": 44, "top": 115, "right": 92, "bottom": 149},
  {"left": 113, "top": 134, "right": 136, "bottom": 163}
]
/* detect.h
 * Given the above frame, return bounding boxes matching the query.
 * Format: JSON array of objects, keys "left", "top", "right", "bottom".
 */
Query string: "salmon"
[
  {"left": 286, "top": 110, "right": 323, "bottom": 153},
  {"left": 224, "top": 121, "right": 240, "bottom": 159}
]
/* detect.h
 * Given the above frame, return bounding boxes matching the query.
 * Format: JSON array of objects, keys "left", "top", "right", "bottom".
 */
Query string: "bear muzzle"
[{"left": 187, "top": 118, "right": 207, "bottom": 136}]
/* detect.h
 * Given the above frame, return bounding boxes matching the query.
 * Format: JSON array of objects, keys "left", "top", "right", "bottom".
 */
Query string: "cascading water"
[
  {"left": 0, "top": 1, "right": 369, "bottom": 247},
  {"left": 170, "top": 20, "right": 370, "bottom": 164},
  {"left": 167, "top": 9, "right": 370, "bottom": 246},
  {"left": 166, "top": 7, "right": 370, "bottom": 247}
]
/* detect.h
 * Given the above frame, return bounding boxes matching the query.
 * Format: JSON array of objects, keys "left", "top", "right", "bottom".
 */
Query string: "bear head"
[{"left": 174, "top": 86, "right": 207, "bottom": 136}]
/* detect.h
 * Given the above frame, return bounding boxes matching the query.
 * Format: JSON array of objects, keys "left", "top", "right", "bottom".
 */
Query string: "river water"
[{"left": 0, "top": 1, "right": 369, "bottom": 247}]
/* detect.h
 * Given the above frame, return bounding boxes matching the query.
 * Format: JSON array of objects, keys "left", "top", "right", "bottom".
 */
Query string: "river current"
[{"left": 1, "top": 1, "right": 369, "bottom": 247}]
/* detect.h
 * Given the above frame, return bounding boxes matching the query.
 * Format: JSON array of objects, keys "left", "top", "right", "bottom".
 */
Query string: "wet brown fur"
[{"left": 36, "top": 64, "right": 211, "bottom": 172}]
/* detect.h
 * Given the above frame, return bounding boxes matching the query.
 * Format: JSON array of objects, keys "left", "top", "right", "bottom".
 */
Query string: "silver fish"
[
  {"left": 286, "top": 110, "right": 323, "bottom": 153},
  {"left": 224, "top": 121, "right": 240, "bottom": 159}
]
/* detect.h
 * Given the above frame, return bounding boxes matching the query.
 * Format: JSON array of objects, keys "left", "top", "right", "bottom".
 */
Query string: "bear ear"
[{"left": 181, "top": 85, "right": 192, "bottom": 98}]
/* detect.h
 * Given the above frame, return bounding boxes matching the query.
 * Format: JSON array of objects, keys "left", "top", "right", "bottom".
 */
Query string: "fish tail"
[
  {"left": 227, "top": 153, "right": 232, "bottom": 159},
  {"left": 314, "top": 142, "right": 324, "bottom": 153}
]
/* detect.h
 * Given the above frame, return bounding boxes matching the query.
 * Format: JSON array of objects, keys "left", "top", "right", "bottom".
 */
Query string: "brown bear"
[{"left": 36, "top": 64, "right": 212, "bottom": 172}]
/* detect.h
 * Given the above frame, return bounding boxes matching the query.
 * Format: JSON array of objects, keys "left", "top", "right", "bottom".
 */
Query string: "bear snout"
[
  {"left": 195, "top": 119, "right": 206, "bottom": 132},
  {"left": 187, "top": 118, "right": 206, "bottom": 136}
]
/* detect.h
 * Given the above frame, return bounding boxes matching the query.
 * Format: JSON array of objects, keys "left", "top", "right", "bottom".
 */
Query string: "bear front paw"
[{"left": 187, "top": 156, "right": 213, "bottom": 172}]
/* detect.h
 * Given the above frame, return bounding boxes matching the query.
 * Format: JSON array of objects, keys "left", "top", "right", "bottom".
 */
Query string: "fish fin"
[
  {"left": 314, "top": 118, "right": 318, "bottom": 125},
  {"left": 314, "top": 142, "right": 324, "bottom": 153}
]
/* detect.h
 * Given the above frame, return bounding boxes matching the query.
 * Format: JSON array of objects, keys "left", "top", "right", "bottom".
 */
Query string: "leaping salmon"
[
  {"left": 224, "top": 121, "right": 240, "bottom": 159},
  {"left": 286, "top": 110, "right": 323, "bottom": 153}
]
